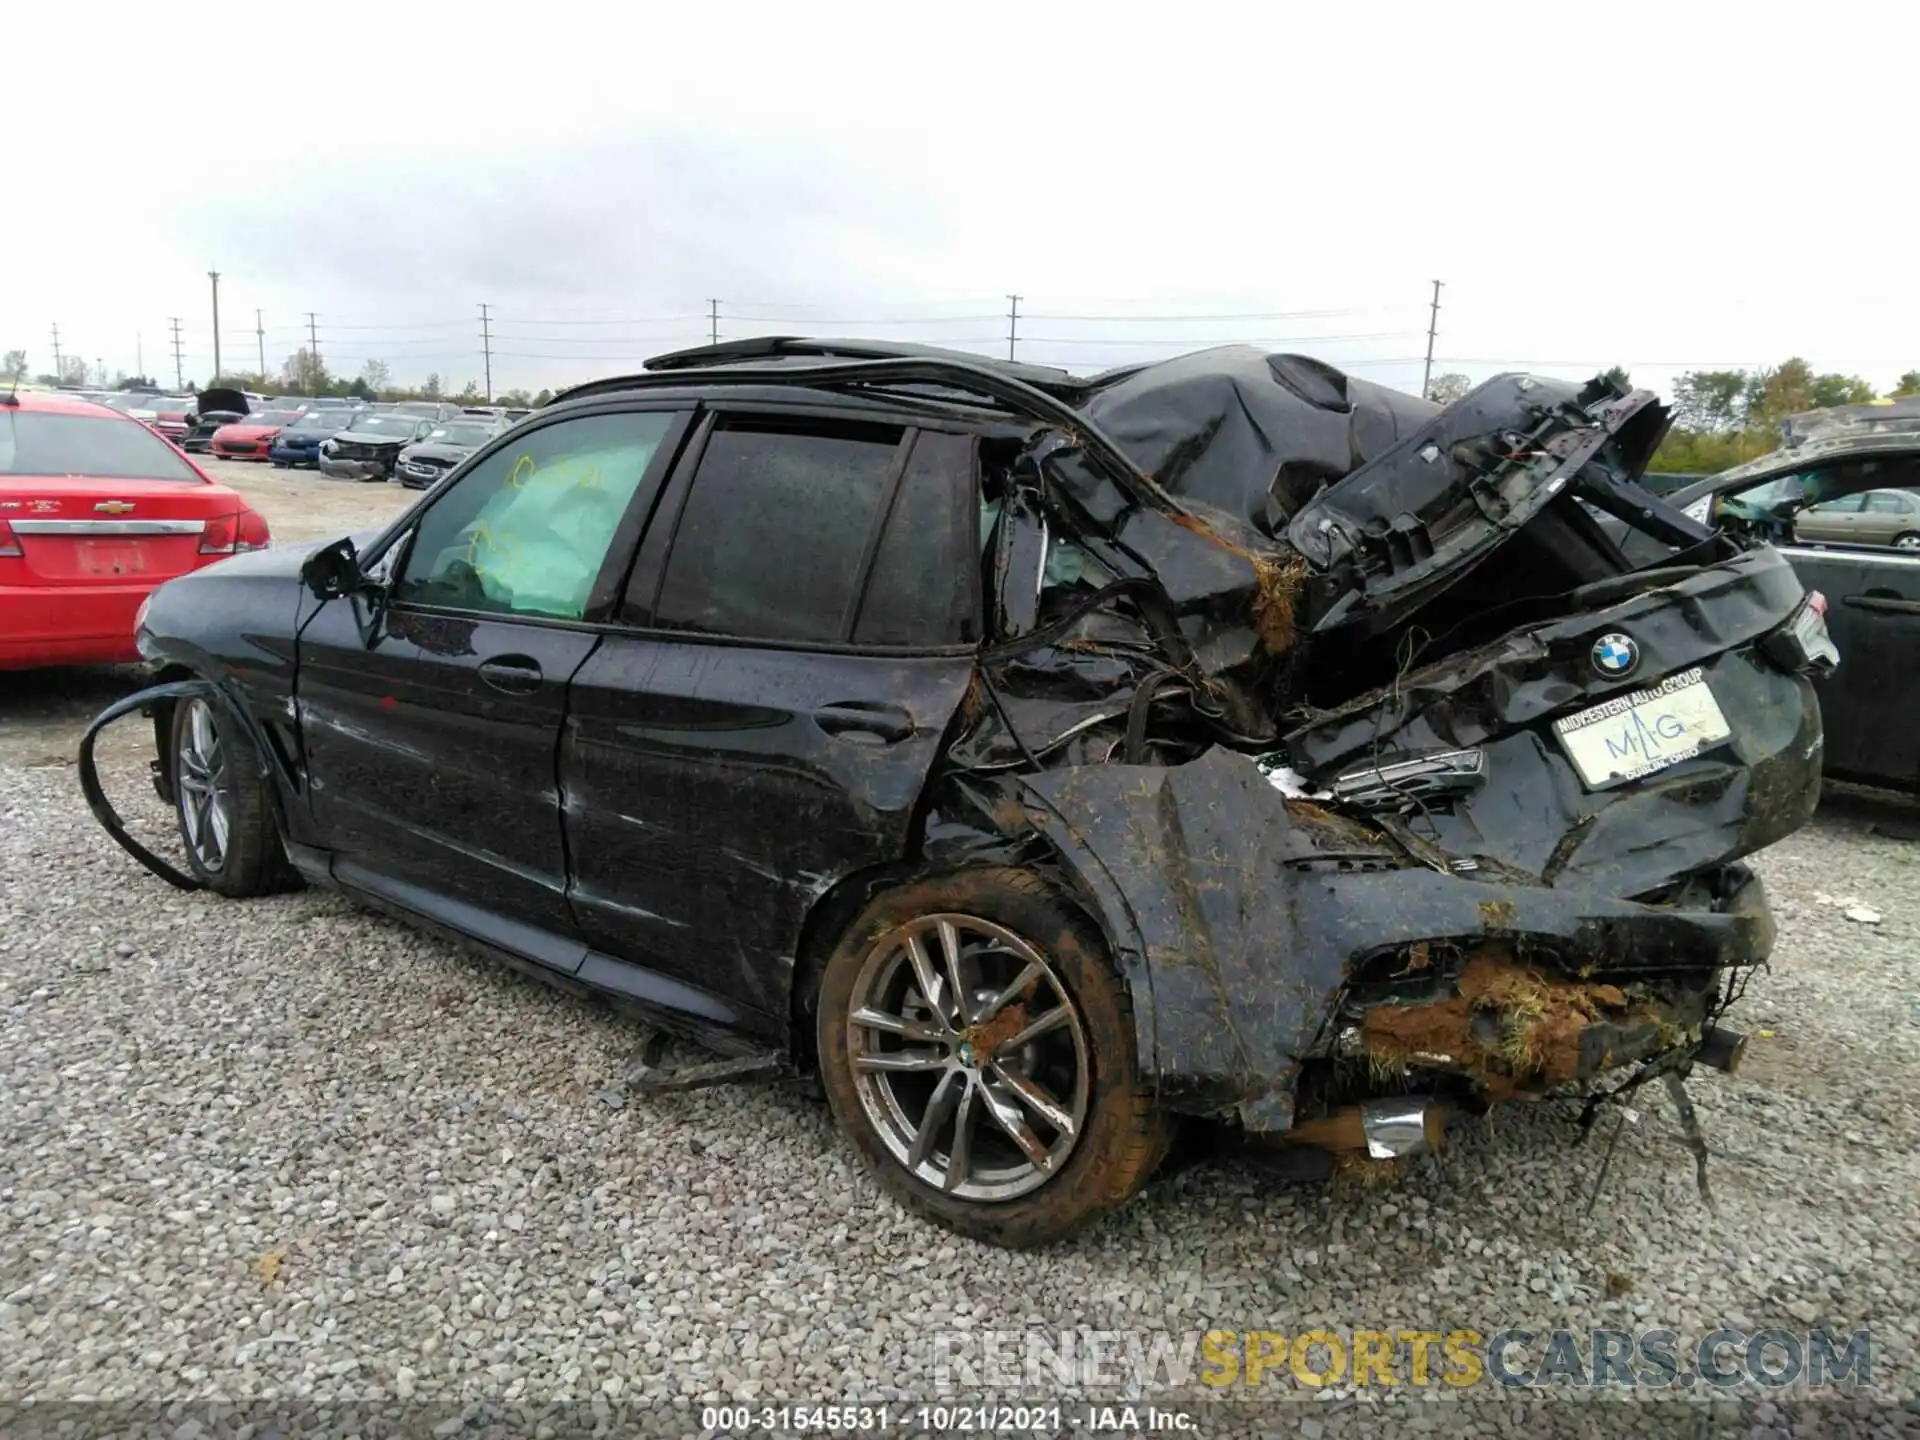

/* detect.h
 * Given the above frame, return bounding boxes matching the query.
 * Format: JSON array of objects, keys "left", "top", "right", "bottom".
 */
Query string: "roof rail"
[{"left": 642, "top": 336, "right": 1090, "bottom": 399}]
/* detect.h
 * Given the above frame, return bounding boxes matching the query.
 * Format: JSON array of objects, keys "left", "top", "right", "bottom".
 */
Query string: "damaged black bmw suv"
[{"left": 83, "top": 338, "right": 1837, "bottom": 1247}]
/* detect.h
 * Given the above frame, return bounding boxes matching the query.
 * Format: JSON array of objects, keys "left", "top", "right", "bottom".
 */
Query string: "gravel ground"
[{"left": 2, "top": 465, "right": 1918, "bottom": 1434}]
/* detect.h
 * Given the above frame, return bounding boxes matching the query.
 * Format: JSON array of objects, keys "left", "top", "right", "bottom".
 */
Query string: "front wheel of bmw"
[
  {"left": 816, "top": 868, "right": 1171, "bottom": 1247},
  {"left": 170, "top": 696, "right": 292, "bottom": 898}
]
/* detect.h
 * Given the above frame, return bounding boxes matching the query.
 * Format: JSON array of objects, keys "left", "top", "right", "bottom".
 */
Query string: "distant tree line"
[
  {"left": 1651, "top": 360, "right": 1919, "bottom": 473},
  {"left": 202, "top": 351, "right": 555, "bottom": 408},
  {"left": 1427, "top": 360, "right": 1918, "bottom": 476}
]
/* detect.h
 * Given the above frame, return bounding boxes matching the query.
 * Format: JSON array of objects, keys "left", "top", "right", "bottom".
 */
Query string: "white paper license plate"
[{"left": 1552, "top": 667, "right": 1732, "bottom": 789}]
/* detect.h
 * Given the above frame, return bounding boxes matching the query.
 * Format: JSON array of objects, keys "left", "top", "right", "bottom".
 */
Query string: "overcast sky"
[{"left": 7, "top": 3, "right": 1915, "bottom": 401}]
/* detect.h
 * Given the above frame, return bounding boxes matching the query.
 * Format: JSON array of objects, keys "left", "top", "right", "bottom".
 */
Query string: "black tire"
[
  {"left": 169, "top": 696, "right": 293, "bottom": 898},
  {"left": 815, "top": 867, "right": 1172, "bottom": 1247},
  {"left": 272, "top": 460, "right": 289, "bottom": 469}
]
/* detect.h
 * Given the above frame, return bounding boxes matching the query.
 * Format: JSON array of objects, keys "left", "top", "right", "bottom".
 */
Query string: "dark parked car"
[
  {"left": 269, "top": 410, "right": 351, "bottom": 468},
  {"left": 316, "top": 413, "right": 435, "bottom": 482},
  {"left": 1640, "top": 398, "right": 1920, "bottom": 791},
  {"left": 394, "top": 416, "right": 509, "bottom": 489},
  {"left": 180, "top": 387, "right": 251, "bottom": 453},
  {"left": 86, "top": 340, "right": 1833, "bottom": 1246}
]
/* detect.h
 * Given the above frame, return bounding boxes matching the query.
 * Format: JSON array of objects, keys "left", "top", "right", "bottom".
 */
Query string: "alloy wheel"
[
  {"left": 846, "top": 914, "right": 1090, "bottom": 1201},
  {"left": 175, "top": 699, "right": 231, "bottom": 871}
]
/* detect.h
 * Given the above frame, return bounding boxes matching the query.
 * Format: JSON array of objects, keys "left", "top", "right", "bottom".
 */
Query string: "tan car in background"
[{"left": 1793, "top": 487, "right": 1920, "bottom": 550}]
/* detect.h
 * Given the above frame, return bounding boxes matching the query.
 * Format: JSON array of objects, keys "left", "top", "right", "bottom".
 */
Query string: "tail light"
[
  {"left": 200, "top": 508, "right": 272, "bottom": 555},
  {"left": 1763, "top": 596, "right": 1839, "bottom": 675},
  {"left": 0, "top": 519, "right": 19, "bottom": 558}
]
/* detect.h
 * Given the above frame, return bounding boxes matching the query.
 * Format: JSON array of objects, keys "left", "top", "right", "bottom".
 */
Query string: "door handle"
[
  {"left": 478, "top": 656, "right": 545, "bottom": 694},
  {"left": 1842, "top": 594, "right": 1920, "bottom": 616},
  {"left": 813, "top": 701, "right": 915, "bottom": 744}
]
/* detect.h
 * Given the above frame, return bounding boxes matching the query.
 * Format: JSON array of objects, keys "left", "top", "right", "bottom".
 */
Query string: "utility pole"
[
  {"left": 208, "top": 270, "right": 222, "bottom": 382},
  {"left": 479, "top": 303, "right": 493, "bottom": 402},
  {"left": 51, "top": 323, "right": 62, "bottom": 380},
  {"left": 137, "top": 333, "right": 144, "bottom": 379},
  {"left": 707, "top": 298, "right": 720, "bottom": 346},
  {"left": 307, "top": 312, "right": 320, "bottom": 390},
  {"left": 1421, "top": 279, "right": 1443, "bottom": 397},
  {"left": 169, "top": 318, "right": 185, "bottom": 389},
  {"left": 255, "top": 310, "right": 265, "bottom": 378},
  {"left": 1006, "top": 294, "right": 1022, "bottom": 361},
  {"left": 96, "top": 358, "right": 105, "bottom": 386}
]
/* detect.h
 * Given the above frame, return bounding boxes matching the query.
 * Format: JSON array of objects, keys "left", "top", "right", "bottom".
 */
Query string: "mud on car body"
[{"left": 81, "top": 338, "right": 1835, "bottom": 1246}]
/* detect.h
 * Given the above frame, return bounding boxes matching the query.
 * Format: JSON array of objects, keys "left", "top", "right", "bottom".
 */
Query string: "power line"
[
  {"left": 303, "top": 320, "right": 481, "bottom": 331},
  {"left": 724, "top": 313, "right": 1007, "bottom": 325},
  {"left": 1017, "top": 330, "right": 1423, "bottom": 346},
  {"left": 489, "top": 314, "right": 707, "bottom": 326},
  {"left": 1024, "top": 306, "right": 1410, "bottom": 322}
]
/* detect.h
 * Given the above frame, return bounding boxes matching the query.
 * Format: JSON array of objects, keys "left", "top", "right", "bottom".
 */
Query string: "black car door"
[
  {"left": 561, "top": 412, "right": 980, "bottom": 1023},
  {"left": 1781, "top": 542, "right": 1920, "bottom": 788},
  {"left": 298, "top": 407, "right": 692, "bottom": 960}
]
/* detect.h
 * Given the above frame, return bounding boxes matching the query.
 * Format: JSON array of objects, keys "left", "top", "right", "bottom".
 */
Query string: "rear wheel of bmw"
[
  {"left": 170, "top": 697, "right": 292, "bottom": 898},
  {"left": 816, "top": 868, "right": 1171, "bottom": 1247}
]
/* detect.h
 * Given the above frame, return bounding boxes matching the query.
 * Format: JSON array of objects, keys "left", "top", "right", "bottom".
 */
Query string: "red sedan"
[
  {"left": 0, "top": 390, "right": 272, "bottom": 669},
  {"left": 209, "top": 407, "right": 303, "bottom": 461}
]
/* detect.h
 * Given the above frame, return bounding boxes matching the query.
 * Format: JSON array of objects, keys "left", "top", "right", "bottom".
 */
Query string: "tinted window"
[
  {"left": 0, "top": 410, "right": 203, "bottom": 482},
  {"left": 853, "top": 430, "right": 976, "bottom": 646},
  {"left": 1865, "top": 491, "right": 1912, "bottom": 513},
  {"left": 651, "top": 421, "right": 905, "bottom": 644},
  {"left": 394, "top": 411, "right": 676, "bottom": 621}
]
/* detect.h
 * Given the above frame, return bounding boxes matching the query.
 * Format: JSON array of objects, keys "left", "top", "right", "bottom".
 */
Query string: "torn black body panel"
[
  {"left": 1076, "top": 347, "right": 1438, "bottom": 537},
  {"left": 977, "top": 747, "right": 1776, "bottom": 1132}
]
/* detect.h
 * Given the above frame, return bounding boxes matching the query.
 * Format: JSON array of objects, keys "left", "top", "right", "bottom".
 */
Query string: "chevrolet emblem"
[{"left": 94, "top": 501, "right": 137, "bottom": 515}]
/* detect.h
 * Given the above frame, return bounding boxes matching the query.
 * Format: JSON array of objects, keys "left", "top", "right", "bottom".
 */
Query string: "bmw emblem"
[{"left": 1591, "top": 632, "right": 1640, "bottom": 678}]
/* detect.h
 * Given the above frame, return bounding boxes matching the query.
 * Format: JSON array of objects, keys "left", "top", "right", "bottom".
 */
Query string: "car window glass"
[
  {"left": 651, "top": 420, "right": 905, "bottom": 644},
  {"left": 853, "top": 430, "right": 976, "bottom": 646},
  {"left": 1808, "top": 495, "right": 1863, "bottom": 513},
  {"left": 393, "top": 411, "right": 675, "bottom": 621},
  {"left": 1865, "top": 491, "right": 1909, "bottom": 513},
  {"left": 0, "top": 410, "right": 204, "bottom": 482}
]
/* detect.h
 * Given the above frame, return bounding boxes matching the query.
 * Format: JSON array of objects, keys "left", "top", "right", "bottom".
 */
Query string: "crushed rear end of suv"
[{"left": 80, "top": 340, "right": 1831, "bottom": 1243}]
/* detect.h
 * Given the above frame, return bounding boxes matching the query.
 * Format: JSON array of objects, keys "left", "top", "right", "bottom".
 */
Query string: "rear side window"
[
  {"left": 1865, "top": 491, "right": 1913, "bottom": 514},
  {"left": 648, "top": 420, "right": 906, "bottom": 644},
  {"left": 853, "top": 430, "right": 977, "bottom": 646},
  {"left": 0, "top": 410, "right": 203, "bottom": 482}
]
